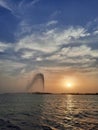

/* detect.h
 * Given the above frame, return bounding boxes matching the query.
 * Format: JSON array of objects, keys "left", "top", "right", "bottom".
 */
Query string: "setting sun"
[
  {"left": 61, "top": 77, "right": 75, "bottom": 90},
  {"left": 66, "top": 82, "right": 73, "bottom": 88}
]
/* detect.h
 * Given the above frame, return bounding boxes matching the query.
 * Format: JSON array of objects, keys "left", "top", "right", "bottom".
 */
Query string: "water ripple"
[{"left": 0, "top": 94, "right": 98, "bottom": 130}]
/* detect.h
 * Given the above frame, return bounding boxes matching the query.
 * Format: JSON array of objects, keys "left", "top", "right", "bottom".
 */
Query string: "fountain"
[{"left": 26, "top": 73, "right": 44, "bottom": 92}]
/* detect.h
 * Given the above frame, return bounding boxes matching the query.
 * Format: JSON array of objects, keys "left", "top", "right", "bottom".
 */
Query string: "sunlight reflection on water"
[
  {"left": 66, "top": 95, "right": 73, "bottom": 112},
  {"left": 0, "top": 94, "right": 98, "bottom": 130}
]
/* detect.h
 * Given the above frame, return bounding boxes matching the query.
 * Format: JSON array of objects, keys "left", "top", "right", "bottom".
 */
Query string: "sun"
[
  {"left": 61, "top": 77, "right": 75, "bottom": 89},
  {"left": 66, "top": 82, "right": 72, "bottom": 88}
]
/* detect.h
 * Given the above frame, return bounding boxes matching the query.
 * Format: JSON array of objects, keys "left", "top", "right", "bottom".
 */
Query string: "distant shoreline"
[
  {"left": 1, "top": 92, "right": 98, "bottom": 95},
  {"left": 31, "top": 92, "right": 98, "bottom": 95}
]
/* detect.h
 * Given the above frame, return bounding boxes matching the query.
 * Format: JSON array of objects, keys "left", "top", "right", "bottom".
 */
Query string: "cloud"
[
  {"left": 0, "top": 0, "right": 12, "bottom": 12},
  {"left": 60, "top": 45, "right": 91, "bottom": 57},
  {"left": 0, "top": 18, "right": 98, "bottom": 76},
  {"left": 0, "top": 60, "right": 26, "bottom": 76},
  {"left": 0, "top": 0, "right": 18, "bottom": 17},
  {"left": 21, "top": 50, "right": 35, "bottom": 59},
  {"left": 0, "top": 42, "right": 11, "bottom": 52},
  {"left": 31, "top": 0, "right": 40, "bottom": 5},
  {"left": 0, "top": 1, "right": 98, "bottom": 80},
  {"left": 18, "top": 0, "right": 40, "bottom": 9},
  {"left": 42, "top": 45, "right": 98, "bottom": 74},
  {"left": 15, "top": 26, "right": 89, "bottom": 54},
  {"left": 50, "top": 10, "right": 61, "bottom": 19},
  {"left": 15, "top": 30, "right": 58, "bottom": 53},
  {"left": 36, "top": 57, "right": 43, "bottom": 61},
  {"left": 93, "top": 30, "right": 98, "bottom": 35},
  {"left": 0, "top": 0, "right": 41, "bottom": 19},
  {"left": 46, "top": 20, "right": 58, "bottom": 26}
]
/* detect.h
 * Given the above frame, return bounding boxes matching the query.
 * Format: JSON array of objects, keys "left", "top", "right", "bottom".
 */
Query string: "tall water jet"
[{"left": 26, "top": 73, "right": 44, "bottom": 92}]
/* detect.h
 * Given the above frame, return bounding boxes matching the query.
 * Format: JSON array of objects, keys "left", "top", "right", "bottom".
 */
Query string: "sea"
[{"left": 0, "top": 93, "right": 98, "bottom": 130}]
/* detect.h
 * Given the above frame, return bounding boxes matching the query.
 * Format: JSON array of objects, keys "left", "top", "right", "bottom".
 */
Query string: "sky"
[{"left": 0, "top": 0, "right": 98, "bottom": 93}]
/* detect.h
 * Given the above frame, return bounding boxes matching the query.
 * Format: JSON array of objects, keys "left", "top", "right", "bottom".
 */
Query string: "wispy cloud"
[
  {"left": 50, "top": 10, "right": 61, "bottom": 19},
  {"left": 21, "top": 51, "right": 35, "bottom": 59},
  {"left": 93, "top": 30, "right": 98, "bottom": 35},
  {"left": 31, "top": 0, "right": 40, "bottom": 5},
  {"left": 0, "top": 42, "right": 11, "bottom": 52},
  {"left": 0, "top": 59, "right": 26, "bottom": 76},
  {"left": 45, "top": 45, "right": 98, "bottom": 65},
  {"left": 0, "top": 16, "right": 98, "bottom": 76},
  {"left": 0, "top": 0, "right": 12, "bottom": 12},
  {"left": 15, "top": 26, "right": 89, "bottom": 54},
  {"left": 46, "top": 20, "right": 58, "bottom": 26}
]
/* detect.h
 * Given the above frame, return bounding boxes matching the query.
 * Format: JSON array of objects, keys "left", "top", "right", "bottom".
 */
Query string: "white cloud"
[
  {"left": 15, "top": 26, "right": 89, "bottom": 54},
  {"left": 93, "top": 30, "right": 98, "bottom": 35},
  {"left": 0, "top": 0, "right": 12, "bottom": 12},
  {"left": 31, "top": 0, "right": 40, "bottom": 5},
  {"left": 91, "top": 50, "right": 98, "bottom": 57},
  {"left": 0, "top": 22, "right": 98, "bottom": 76},
  {"left": 21, "top": 51, "right": 35, "bottom": 59},
  {"left": 0, "top": 42, "right": 11, "bottom": 52},
  {"left": 44, "top": 45, "right": 98, "bottom": 67},
  {"left": 15, "top": 31, "right": 58, "bottom": 53},
  {"left": 36, "top": 57, "right": 42, "bottom": 61},
  {"left": 62, "top": 45, "right": 91, "bottom": 57},
  {"left": 43, "top": 27, "right": 89, "bottom": 45},
  {"left": 46, "top": 54, "right": 61, "bottom": 60},
  {"left": 57, "top": 27, "right": 89, "bottom": 41},
  {"left": 59, "top": 45, "right": 98, "bottom": 59},
  {"left": 0, "top": 0, "right": 20, "bottom": 17},
  {"left": 19, "top": 0, "right": 40, "bottom": 8},
  {"left": 46, "top": 20, "right": 58, "bottom": 26},
  {"left": 18, "top": 21, "right": 32, "bottom": 34}
]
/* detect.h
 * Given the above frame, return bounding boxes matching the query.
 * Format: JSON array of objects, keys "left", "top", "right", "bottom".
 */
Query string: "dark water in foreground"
[{"left": 0, "top": 94, "right": 98, "bottom": 130}]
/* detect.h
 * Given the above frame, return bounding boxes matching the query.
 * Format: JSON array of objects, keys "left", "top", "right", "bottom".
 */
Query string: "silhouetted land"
[
  {"left": 30, "top": 92, "right": 98, "bottom": 95},
  {"left": 1, "top": 92, "right": 98, "bottom": 95}
]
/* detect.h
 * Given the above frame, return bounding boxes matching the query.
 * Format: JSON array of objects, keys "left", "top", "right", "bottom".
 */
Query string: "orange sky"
[
  {"left": 44, "top": 72, "right": 98, "bottom": 93},
  {"left": 0, "top": 69, "right": 98, "bottom": 93}
]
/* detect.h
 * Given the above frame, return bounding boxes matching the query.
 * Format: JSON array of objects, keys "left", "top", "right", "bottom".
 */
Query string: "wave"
[{"left": 0, "top": 118, "right": 21, "bottom": 130}]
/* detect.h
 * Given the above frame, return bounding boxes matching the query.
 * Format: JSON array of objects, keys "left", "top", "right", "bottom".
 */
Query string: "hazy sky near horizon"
[{"left": 0, "top": 0, "right": 98, "bottom": 93}]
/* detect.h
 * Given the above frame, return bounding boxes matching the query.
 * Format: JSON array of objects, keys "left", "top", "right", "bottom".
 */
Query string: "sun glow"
[
  {"left": 61, "top": 76, "right": 76, "bottom": 90},
  {"left": 66, "top": 82, "right": 72, "bottom": 88}
]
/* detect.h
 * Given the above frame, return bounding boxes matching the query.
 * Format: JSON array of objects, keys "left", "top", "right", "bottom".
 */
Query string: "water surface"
[{"left": 0, "top": 94, "right": 98, "bottom": 130}]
